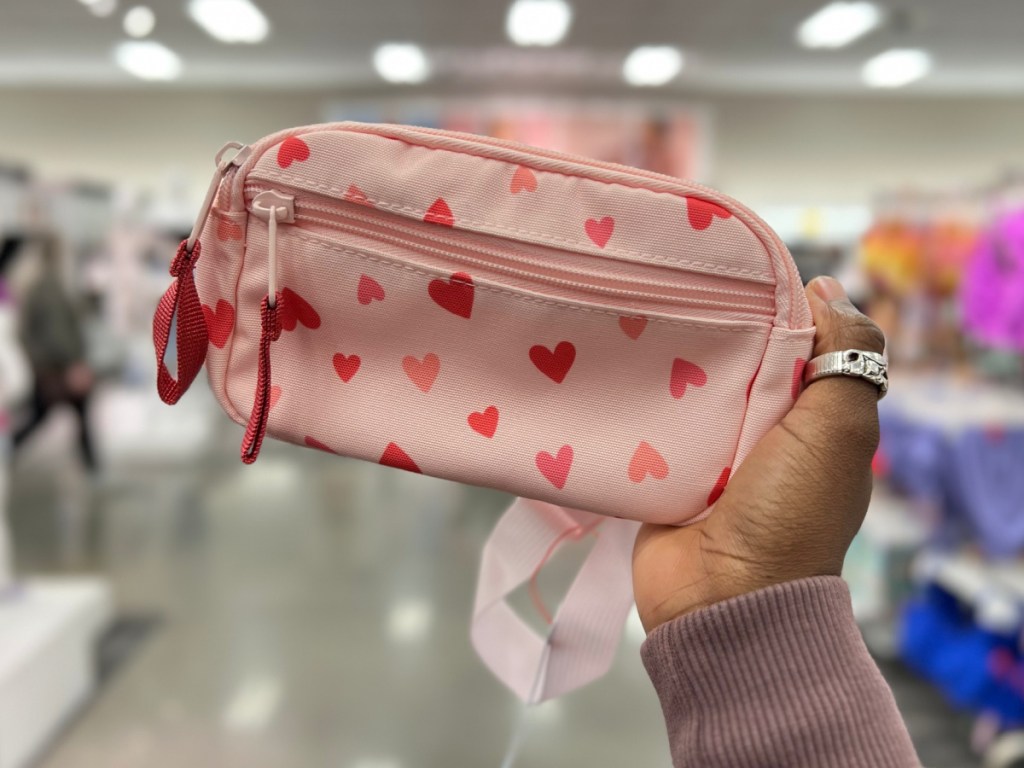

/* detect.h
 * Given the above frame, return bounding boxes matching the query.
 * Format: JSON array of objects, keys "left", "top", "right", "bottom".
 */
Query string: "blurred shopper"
[
  {"left": 12, "top": 235, "right": 97, "bottom": 471},
  {"left": 0, "top": 235, "right": 31, "bottom": 591},
  {"left": 634, "top": 277, "right": 920, "bottom": 767}
]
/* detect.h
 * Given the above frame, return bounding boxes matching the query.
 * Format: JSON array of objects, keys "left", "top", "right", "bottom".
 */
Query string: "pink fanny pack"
[{"left": 154, "top": 122, "right": 814, "bottom": 703}]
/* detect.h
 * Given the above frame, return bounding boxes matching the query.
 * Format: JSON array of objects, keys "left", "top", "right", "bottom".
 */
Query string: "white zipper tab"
[
  {"left": 185, "top": 141, "right": 252, "bottom": 254},
  {"left": 251, "top": 191, "right": 295, "bottom": 308}
]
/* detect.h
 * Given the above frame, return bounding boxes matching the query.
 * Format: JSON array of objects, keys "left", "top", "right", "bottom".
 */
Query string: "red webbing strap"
[
  {"left": 153, "top": 239, "right": 209, "bottom": 405},
  {"left": 240, "top": 292, "right": 282, "bottom": 464}
]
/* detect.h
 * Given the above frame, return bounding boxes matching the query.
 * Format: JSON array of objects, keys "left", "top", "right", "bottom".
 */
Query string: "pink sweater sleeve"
[{"left": 640, "top": 576, "right": 921, "bottom": 767}]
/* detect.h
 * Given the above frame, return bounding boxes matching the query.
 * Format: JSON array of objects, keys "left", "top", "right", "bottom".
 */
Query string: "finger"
[{"left": 780, "top": 277, "right": 886, "bottom": 466}]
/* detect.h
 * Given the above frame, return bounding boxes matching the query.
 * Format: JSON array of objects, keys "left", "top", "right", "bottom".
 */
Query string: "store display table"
[{"left": 0, "top": 578, "right": 113, "bottom": 768}]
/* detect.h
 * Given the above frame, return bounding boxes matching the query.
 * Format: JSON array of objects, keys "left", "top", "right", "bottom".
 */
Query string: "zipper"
[{"left": 245, "top": 184, "right": 776, "bottom": 321}]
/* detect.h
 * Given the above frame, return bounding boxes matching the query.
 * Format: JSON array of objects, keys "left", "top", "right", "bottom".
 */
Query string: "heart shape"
[
  {"left": 585, "top": 216, "right": 615, "bottom": 248},
  {"left": 628, "top": 441, "right": 669, "bottom": 483},
  {"left": 670, "top": 358, "right": 707, "bottom": 398},
  {"left": 269, "top": 385, "right": 282, "bottom": 410},
  {"left": 536, "top": 445, "right": 574, "bottom": 490},
  {"left": 510, "top": 166, "right": 538, "bottom": 193},
  {"left": 345, "top": 184, "right": 370, "bottom": 206},
  {"left": 530, "top": 341, "right": 576, "bottom": 383},
  {"left": 305, "top": 436, "right": 336, "bottom": 454},
  {"left": 686, "top": 197, "right": 732, "bottom": 231},
  {"left": 791, "top": 358, "right": 807, "bottom": 400},
  {"left": 333, "top": 353, "right": 361, "bottom": 383},
  {"left": 202, "top": 299, "right": 234, "bottom": 349},
  {"left": 619, "top": 315, "right": 647, "bottom": 340},
  {"left": 216, "top": 218, "right": 243, "bottom": 241},
  {"left": 424, "top": 197, "right": 455, "bottom": 227},
  {"left": 277, "top": 136, "right": 310, "bottom": 169},
  {"left": 707, "top": 466, "right": 731, "bottom": 505},
  {"left": 468, "top": 406, "right": 499, "bottom": 438},
  {"left": 428, "top": 272, "right": 474, "bottom": 318},
  {"left": 403, "top": 353, "right": 440, "bottom": 393},
  {"left": 279, "top": 288, "right": 321, "bottom": 331},
  {"left": 357, "top": 274, "right": 385, "bottom": 305},
  {"left": 380, "top": 442, "right": 421, "bottom": 473}
]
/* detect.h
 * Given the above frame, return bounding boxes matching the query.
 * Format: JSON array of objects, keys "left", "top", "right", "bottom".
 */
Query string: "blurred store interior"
[{"left": 2, "top": 1, "right": 1024, "bottom": 767}]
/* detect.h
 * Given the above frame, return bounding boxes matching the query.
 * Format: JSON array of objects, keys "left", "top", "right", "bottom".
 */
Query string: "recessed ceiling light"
[
  {"left": 373, "top": 43, "right": 430, "bottom": 84},
  {"left": 862, "top": 48, "right": 932, "bottom": 88},
  {"left": 84, "top": 0, "right": 118, "bottom": 17},
  {"left": 188, "top": 0, "right": 269, "bottom": 44},
  {"left": 114, "top": 41, "right": 181, "bottom": 81},
  {"left": 798, "top": 2, "right": 883, "bottom": 49},
  {"left": 623, "top": 46, "right": 684, "bottom": 87},
  {"left": 123, "top": 6, "right": 155, "bottom": 38},
  {"left": 506, "top": 0, "right": 572, "bottom": 47}
]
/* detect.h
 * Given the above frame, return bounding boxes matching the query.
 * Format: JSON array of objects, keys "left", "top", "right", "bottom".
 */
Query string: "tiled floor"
[{"left": 6, "top": 391, "right": 981, "bottom": 767}]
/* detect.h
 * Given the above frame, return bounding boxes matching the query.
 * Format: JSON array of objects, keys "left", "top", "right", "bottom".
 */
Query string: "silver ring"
[{"left": 803, "top": 350, "right": 888, "bottom": 399}]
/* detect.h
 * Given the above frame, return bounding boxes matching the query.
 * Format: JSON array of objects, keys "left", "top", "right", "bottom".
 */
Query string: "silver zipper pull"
[
  {"left": 185, "top": 141, "right": 252, "bottom": 255},
  {"left": 251, "top": 191, "right": 295, "bottom": 308}
]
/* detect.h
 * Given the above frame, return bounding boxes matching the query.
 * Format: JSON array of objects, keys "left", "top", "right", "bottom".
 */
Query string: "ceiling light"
[
  {"left": 862, "top": 48, "right": 932, "bottom": 88},
  {"left": 114, "top": 41, "right": 181, "bottom": 81},
  {"left": 623, "top": 46, "right": 684, "bottom": 87},
  {"left": 373, "top": 43, "right": 430, "bottom": 84},
  {"left": 188, "top": 0, "right": 269, "bottom": 44},
  {"left": 797, "top": 2, "right": 883, "bottom": 49},
  {"left": 506, "top": 0, "right": 572, "bottom": 47},
  {"left": 123, "top": 6, "right": 155, "bottom": 38},
  {"left": 85, "top": 0, "right": 118, "bottom": 17}
]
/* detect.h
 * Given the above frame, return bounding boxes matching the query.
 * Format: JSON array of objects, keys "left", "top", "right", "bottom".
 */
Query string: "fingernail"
[{"left": 810, "top": 276, "right": 847, "bottom": 303}]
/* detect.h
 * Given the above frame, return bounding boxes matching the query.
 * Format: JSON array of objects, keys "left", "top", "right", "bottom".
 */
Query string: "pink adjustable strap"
[{"left": 471, "top": 498, "right": 640, "bottom": 703}]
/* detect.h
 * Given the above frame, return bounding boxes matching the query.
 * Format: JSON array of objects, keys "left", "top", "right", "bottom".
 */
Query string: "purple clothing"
[
  {"left": 960, "top": 210, "right": 1024, "bottom": 351},
  {"left": 642, "top": 577, "right": 920, "bottom": 767}
]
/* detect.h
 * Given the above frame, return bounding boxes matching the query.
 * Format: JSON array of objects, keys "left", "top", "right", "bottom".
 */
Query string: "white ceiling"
[{"left": 1, "top": 0, "right": 1024, "bottom": 93}]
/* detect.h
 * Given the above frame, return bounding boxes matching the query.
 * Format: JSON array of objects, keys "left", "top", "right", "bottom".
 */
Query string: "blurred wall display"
[{"left": 324, "top": 99, "right": 709, "bottom": 180}]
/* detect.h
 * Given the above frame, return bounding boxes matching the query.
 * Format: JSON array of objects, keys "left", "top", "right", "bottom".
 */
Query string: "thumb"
[
  {"left": 794, "top": 276, "right": 886, "bottom": 463},
  {"left": 805, "top": 276, "right": 886, "bottom": 363}
]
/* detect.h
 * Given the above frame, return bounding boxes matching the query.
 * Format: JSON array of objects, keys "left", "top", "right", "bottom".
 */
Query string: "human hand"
[
  {"left": 633, "top": 276, "right": 886, "bottom": 632},
  {"left": 65, "top": 362, "right": 94, "bottom": 397}
]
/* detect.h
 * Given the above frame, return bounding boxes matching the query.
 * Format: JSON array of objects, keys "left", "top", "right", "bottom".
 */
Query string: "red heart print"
[
  {"left": 619, "top": 315, "right": 647, "bottom": 340},
  {"left": 305, "top": 436, "right": 336, "bottom": 454},
  {"left": 333, "top": 353, "right": 361, "bottom": 383},
  {"left": 536, "top": 445, "right": 573, "bottom": 490},
  {"left": 468, "top": 406, "right": 499, "bottom": 438},
  {"left": 269, "top": 385, "right": 282, "bottom": 410},
  {"left": 628, "top": 441, "right": 669, "bottom": 483},
  {"left": 670, "top": 358, "right": 707, "bottom": 398},
  {"left": 380, "top": 442, "right": 421, "bottom": 473},
  {"left": 428, "top": 272, "right": 474, "bottom": 318},
  {"left": 686, "top": 197, "right": 732, "bottom": 231},
  {"left": 403, "top": 353, "right": 440, "bottom": 393},
  {"left": 424, "top": 197, "right": 455, "bottom": 227},
  {"left": 585, "top": 216, "right": 615, "bottom": 248},
  {"left": 791, "top": 358, "right": 807, "bottom": 400},
  {"left": 279, "top": 288, "right": 321, "bottom": 331},
  {"left": 708, "top": 466, "right": 731, "bottom": 505},
  {"left": 345, "top": 184, "right": 370, "bottom": 206},
  {"left": 277, "top": 136, "right": 310, "bottom": 169},
  {"left": 530, "top": 341, "right": 576, "bottom": 383},
  {"left": 202, "top": 299, "right": 234, "bottom": 349},
  {"left": 511, "top": 166, "right": 538, "bottom": 193},
  {"left": 216, "top": 218, "right": 243, "bottom": 241},
  {"left": 357, "top": 275, "right": 385, "bottom": 305}
]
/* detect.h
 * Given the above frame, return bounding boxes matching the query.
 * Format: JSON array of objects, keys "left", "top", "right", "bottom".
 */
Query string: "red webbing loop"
[
  {"left": 240, "top": 292, "right": 282, "bottom": 464},
  {"left": 153, "top": 239, "right": 209, "bottom": 404}
]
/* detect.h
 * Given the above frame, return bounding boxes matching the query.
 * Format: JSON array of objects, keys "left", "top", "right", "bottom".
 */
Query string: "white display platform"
[{"left": 0, "top": 578, "right": 113, "bottom": 768}]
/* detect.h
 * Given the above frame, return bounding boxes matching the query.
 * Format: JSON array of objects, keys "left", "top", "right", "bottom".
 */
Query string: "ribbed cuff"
[{"left": 641, "top": 576, "right": 920, "bottom": 768}]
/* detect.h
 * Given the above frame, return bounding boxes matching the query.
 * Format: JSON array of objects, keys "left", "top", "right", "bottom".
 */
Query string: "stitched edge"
[
  {"left": 252, "top": 167, "right": 773, "bottom": 281},
  {"left": 282, "top": 228, "right": 769, "bottom": 333}
]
